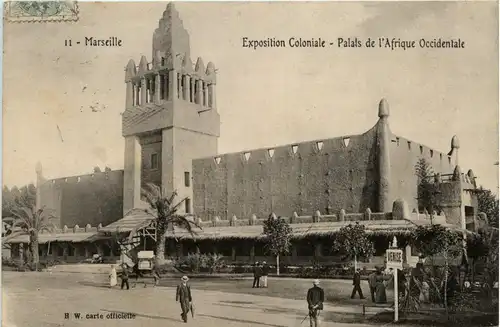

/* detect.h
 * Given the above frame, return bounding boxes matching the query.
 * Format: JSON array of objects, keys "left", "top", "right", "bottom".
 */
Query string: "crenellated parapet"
[
  {"left": 124, "top": 3, "right": 217, "bottom": 113},
  {"left": 37, "top": 222, "right": 104, "bottom": 234},
  {"left": 196, "top": 206, "right": 398, "bottom": 228},
  {"left": 40, "top": 169, "right": 124, "bottom": 187},
  {"left": 124, "top": 54, "right": 216, "bottom": 110}
]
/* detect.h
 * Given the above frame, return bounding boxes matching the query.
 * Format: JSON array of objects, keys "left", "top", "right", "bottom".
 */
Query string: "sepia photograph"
[{"left": 2, "top": 1, "right": 499, "bottom": 327}]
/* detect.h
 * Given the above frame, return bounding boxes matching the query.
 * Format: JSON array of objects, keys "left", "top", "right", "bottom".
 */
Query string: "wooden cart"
[{"left": 132, "top": 251, "right": 158, "bottom": 287}]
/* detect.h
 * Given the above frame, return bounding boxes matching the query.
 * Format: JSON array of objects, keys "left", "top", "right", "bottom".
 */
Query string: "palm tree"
[
  {"left": 4, "top": 205, "right": 57, "bottom": 270},
  {"left": 135, "top": 183, "right": 201, "bottom": 264}
]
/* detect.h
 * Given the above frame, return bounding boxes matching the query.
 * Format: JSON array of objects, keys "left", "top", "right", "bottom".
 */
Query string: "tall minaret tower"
[
  {"left": 122, "top": 3, "right": 220, "bottom": 214},
  {"left": 376, "top": 98, "right": 392, "bottom": 212}
]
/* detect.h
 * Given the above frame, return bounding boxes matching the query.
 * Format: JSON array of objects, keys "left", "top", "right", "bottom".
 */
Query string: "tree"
[
  {"left": 3, "top": 184, "right": 37, "bottom": 237},
  {"left": 2, "top": 186, "right": 15, "bottom": 218},
  {"left": 477, "top": 186, "right": 499, "bottom": 228},
  {"left": 4, "top": 205, "right": 57, "bottom": 270},
  {"left": 412, "top": 225, "right": 463, "bottom": 314},
  {"left": 415, "top": 158, "right": 441, "bottom": 218},
  {"left": 93, "top": 166, "right": 102, "bottom": 173},
  {"left": 137, "top": 183, "right": 200, "bottom": 264},
  {"left": 16, "top": 184, "right": 36, "bottom": 208},
  {"left": 262, "top": 214, "right": 293, "bottom": 276},
  {"left": 104, "top": 166, "right": 112, "bottom": 172},
  {"left": 332, "top": 222, "right": 374, "bottom": 270}
]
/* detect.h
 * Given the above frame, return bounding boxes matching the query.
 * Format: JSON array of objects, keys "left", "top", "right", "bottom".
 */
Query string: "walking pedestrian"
[
  {"left": 351, "top": 268, "right": 365, "bottom": 299},
  {"left": 120, "top": 263, "right": 130, "bottom": 290},
  {"left": 176, "top": 276, "right": 193, "bottom": 323},
  {"left": 368, "top": 269, "right": 377, "bottom": 302},
  {"left": 261, "top": 261, "right": 269, "bottom": 288},
  {"left": 307, "top": 279, "right": 324, "bottom": 327}
]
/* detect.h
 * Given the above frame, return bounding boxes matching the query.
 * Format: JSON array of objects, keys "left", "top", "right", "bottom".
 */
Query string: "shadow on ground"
[
  {"left": 198, "top": 314, "right": 288, "bottom": 327},
  {"left": 215, "top": 301, "right": 369, "bottom": 324}
]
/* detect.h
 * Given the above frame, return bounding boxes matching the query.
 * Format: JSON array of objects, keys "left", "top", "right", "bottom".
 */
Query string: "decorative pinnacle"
[
  {"left": 35, "top": 162, "right": 42, "bottom": 174},
  {"left": 451, "top": 135, "right": 460, "bottom": 149},
  {"left": 378, "top": 98, "right": 390, "bottom": 118}
]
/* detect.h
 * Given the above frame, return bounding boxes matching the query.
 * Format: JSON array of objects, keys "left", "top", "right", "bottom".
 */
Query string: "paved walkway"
[{"left": 3, "top": 272, "right": 381, "bottom": 327}]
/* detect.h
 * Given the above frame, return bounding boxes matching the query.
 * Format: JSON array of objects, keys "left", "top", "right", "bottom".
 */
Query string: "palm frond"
[{"left": 166, "top": 191, "right": 178, "bottom": 206}]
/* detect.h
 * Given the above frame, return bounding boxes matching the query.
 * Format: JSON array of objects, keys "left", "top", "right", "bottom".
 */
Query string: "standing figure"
[
  {"left": 351, "top": 268, "right": 365, "bottom": 299},
  {"left": 307, "top": 279, "right": 324, "bottom": 327},
  {"left": 261, "top": 261, "right": 269, "bottom": 288},
  {"left": 176, "top": 276, "right": 193, "bottom": 323},
  {"left": 374, "top": 269, "right": 387, "bottom": 303},
  {"left": 444, "top": 273, "right": 458, "bottom": 307},
  {"left": 252, "top": 262, "right": 261, "bottom": 288},
  {"left": 109, "top": 265, "right": 117, "bottom": 288},
  {"left": 368, "top": 269, "right": 377, "bottom": 302},
  {"left": 120, "top": 263, "right": 130, "bottom": 290},
  {"left": 152, "top": 260, "right": 161, "bottom": 287},
  {"left": 419, "top": 280, "right": 430, "bottom": 303}
]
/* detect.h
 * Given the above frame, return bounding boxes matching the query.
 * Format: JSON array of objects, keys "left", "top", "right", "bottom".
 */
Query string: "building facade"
[{"left": 4, "top": 3, "right": 482, "bottom": 266}]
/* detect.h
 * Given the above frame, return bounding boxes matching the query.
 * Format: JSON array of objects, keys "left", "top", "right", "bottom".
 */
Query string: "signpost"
[{"left": 386, "top": 237, "right": 403, "bottom": 323}]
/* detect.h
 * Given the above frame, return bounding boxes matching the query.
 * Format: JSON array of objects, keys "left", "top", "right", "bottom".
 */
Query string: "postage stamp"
[{"left": 4, "top": 1, "right": 79, "bottom": 23}]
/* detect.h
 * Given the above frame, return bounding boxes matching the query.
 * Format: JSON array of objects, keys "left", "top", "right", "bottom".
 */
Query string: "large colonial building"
[{"left": 5, "top": 4, "right": 483, "bottom": 267}]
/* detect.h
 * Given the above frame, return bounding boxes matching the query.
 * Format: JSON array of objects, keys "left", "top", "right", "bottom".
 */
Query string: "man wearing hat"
[
  {"left": 176, "top": 276, "right": 193, "bottom": 323},
  {"left": 307, "top": 279, "right": 324, "bottom": 327},
  {"left": 252, "top": 262, "right": 261, "bottom": 288},
  {"left": 261, "top": 261, "right": 269, "bottom": 288}
]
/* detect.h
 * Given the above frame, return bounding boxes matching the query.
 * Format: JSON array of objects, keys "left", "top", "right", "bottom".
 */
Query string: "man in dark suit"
[
  {"left": 252, "top": 262, "right": 261, "bottom": 288},
  {"left": 176, "top": 276, "right": 192, "bottom": 323},
  {"left": 120, "top": 263, "right": 130, "bottom": 290},
  {"left": 307, "top": 279, "right": 324, "bottom": 327},
  {"left": 351, "top": 268, "right": 365, "bottom": 299}
]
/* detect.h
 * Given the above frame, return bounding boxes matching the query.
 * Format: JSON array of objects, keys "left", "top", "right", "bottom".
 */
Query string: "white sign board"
[{"left": 386, "top": 249, "right": 403, "bottom": 270}]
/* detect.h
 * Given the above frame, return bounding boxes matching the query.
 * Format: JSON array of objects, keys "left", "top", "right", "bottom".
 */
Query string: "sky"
[{"left": 3, "top": 1, "right": 499, "bottom": 193}]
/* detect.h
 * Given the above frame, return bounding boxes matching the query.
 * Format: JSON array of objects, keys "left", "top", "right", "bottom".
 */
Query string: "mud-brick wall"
[
  {"left": 193, "top": 127, "right": 379, "bottom": 221},
  {"left": 39, "top": 170, "right": 124, "bottom": 228},
  {"left": 389, "top": 135, "right": 455, "bottom": 212}
]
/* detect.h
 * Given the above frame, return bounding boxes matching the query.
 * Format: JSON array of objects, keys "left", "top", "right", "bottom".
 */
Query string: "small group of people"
[
  {"left": 252, "top": 261, "right": 270, "bottom": 288},
  {"left": 108, "top": 263, "right": 130, "bottom": 290},
  {"left": 351, "top": 266, "right": 400, "bottom": 304},
  {"left": 109, "top": 263, "right": 193, "bottom": 324},
  {"left": 108, "top": 261, "right": 161, "bottom": 290}
]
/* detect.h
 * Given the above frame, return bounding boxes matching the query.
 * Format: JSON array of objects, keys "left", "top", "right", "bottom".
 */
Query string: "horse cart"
[{"left": 132, "top": 251, "right": 159, "bottom": 287}]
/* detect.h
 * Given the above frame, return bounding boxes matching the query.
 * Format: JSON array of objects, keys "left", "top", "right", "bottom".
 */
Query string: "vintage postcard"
[{"left": 2, "top": 2, "right": 499, "bottom": 327}]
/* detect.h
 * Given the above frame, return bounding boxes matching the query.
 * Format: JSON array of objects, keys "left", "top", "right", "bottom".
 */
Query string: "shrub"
[
  {"left": 204, "top": 253, "right": 224, "bottom": 274},
  {"left": 173, "top": 253, "right": 225, "bottom": 274}
]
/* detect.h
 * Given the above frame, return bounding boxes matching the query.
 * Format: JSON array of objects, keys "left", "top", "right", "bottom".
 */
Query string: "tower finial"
[
  {"left": 451, "top": 135, "right": 460, "bottom": 149},
  {"left": 35, "top": 161, "right": 42, "bottom": 175},
  {"left": 378, "top": 98, "right": 389, "bottom": 118}
]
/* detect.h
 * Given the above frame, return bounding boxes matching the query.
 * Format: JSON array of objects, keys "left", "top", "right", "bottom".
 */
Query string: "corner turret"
[
  {"left": 448, "top": 135, "right": 460, "bottom": 165},
  {"left": 376, "top": 98, "right": 392, "bottom": 212},
  {"left": 378, "top": 98, "right": 390, "bottom": 118}
]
